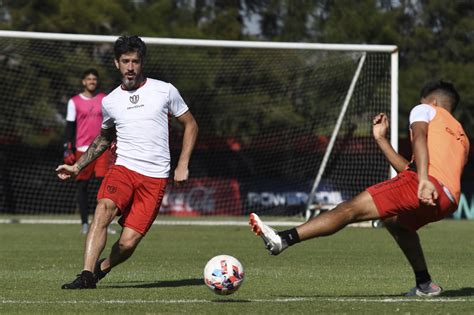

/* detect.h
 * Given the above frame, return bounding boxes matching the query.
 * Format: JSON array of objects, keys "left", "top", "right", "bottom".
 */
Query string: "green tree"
[
  {"left": 256, "top": 0, "right": 474, "bottom": 137},
  {"left": 2, "top": 0, "right": 132, "bottom": 34},
  {"left": 395, "top": 0, "right": 474, "bottom": 136}
]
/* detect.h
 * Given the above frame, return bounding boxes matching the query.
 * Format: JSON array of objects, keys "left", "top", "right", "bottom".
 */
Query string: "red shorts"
[
  {"left": 75, "top": 150, "right": 111, "bottom": 181},
  {"left": 97, "top": 165, "right": 168, "bottom": 235},
  {"left": 366, "top": 170, "right": 457, "bottom": 231}
]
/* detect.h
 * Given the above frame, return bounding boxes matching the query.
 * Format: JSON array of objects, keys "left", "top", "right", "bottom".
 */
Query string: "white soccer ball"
[{"left": 203, "top": 255, "right": 245, "bottom": 295}]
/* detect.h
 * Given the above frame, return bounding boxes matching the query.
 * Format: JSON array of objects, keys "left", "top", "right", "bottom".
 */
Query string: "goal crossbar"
[{"left": 0, "top": 30, "right": 397, "bottom": 52}]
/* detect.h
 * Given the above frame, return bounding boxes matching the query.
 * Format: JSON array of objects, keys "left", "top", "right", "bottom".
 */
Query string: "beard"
[
  {"left": 122, "top": 77, "right": 137, "bottom": 90},
  {"left": 85, "top": 83, "right": 97, "bottom": 93}
]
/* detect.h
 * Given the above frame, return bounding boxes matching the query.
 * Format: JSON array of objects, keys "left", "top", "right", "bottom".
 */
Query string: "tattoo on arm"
[{"left": 76, "top": 127, "right": 115, "bottom": 171}]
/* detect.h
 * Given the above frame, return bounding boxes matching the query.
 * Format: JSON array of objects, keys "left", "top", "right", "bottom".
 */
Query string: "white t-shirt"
[
  {"left": 66, "top": 94, "right": 93, "bottom": 122},
  {"left": 409, "top": 104, "right": 436, "bottom": 126},
  {"left": 102, "top": 78, "right": 189, "bottom": 177}
]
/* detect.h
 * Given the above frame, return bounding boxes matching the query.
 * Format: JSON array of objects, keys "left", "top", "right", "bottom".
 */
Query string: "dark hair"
[
  {"left": 82, "top": 68, "right": 99, "bottom": 79},
  {"left": 420, "top": 80, "right": 460, "bottom": 111},
  {"left": 114, "top": 35, "right": 147, "bottom": 61}
]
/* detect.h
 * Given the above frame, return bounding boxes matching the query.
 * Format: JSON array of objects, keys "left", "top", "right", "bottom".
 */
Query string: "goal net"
[{"left": 0, "top": 31, "right": 397, "bottom": 218}]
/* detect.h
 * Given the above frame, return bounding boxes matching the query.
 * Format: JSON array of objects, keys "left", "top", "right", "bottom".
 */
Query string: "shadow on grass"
[
  {"left": 104, "top": 278, "right": 203, "bottom": 289},
  {"left": 278, "top": 287, "right": 474, "bottom": 299},
  {"left": 212, "top": 299, "right": 251, "bottom": 303},
  {"left": 442, "top": 287, "right": 474, "bottom": 297},
  {"left": 277, "top": 293, "right": 404, "bottom": 298}
]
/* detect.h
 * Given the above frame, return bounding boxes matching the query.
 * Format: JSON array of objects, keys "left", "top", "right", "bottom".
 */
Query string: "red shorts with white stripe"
[
  {"left": 97, "top": 165, "right": 168, "bottom": 235},
  {"left": 366, "top": 170, "right": 457, "bottom": 231}
]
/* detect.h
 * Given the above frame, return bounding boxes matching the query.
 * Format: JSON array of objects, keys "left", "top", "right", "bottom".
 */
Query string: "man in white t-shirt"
[{"left": 57, "top": 35, "right": 199, "bottom": 289}]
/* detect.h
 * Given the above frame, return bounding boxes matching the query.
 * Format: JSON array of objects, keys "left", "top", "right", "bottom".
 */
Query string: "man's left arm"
[
  {"left": 174, "top": 111, "right": 199, "bottom": 184},
  {"left": 411, "top": 121, "right": 438, "bottom": 206}
]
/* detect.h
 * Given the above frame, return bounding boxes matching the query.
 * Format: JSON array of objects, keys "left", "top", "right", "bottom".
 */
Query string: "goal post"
[
  {"left": 305, "top": 53, "right": 368, "bottom": 219},
  {"left": 0, "top": 30, "right": 397, "bottom": 218},
  {"left": 304, "top": 50, "right": 398, "bottom": 220}
]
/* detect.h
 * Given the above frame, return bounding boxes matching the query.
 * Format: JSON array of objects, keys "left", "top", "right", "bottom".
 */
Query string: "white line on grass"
[
  {"left": 2, "top": 297, "right": 473, "bottom": 304},
  {"left": 0, "top": 218, "right": 373, "bottom": 228}
]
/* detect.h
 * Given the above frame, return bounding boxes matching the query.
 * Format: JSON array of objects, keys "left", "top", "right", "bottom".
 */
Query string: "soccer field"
[{"left": 1, "top": 218, "right": 474, "bottom": 314}]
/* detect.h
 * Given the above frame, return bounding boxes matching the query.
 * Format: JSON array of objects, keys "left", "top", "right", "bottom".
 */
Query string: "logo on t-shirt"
[
  {"left": 130, "top": 95, "right": 139, "bottom": 104},
  {"left": 445, "top": 127, "right": 467, "bottom": 146}
]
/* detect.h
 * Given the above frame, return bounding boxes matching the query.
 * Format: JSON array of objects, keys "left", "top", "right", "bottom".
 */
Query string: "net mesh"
[{"left": 0, "top": 35, "right": 393, "bottom": 216}]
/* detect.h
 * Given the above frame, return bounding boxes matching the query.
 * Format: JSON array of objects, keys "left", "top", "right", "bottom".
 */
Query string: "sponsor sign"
[
  {"left": 160, "top": 178, "right": 241, "bottom": 216},
  {"left": 452, "top": 192, "right": 474, "bottom": 219},
  {"left": 241, "top": 179, "right": 345, "bottom": 215}
]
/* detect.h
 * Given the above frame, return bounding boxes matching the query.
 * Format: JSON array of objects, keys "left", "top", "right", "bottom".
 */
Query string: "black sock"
[
  {"left": 278, "top": 228, "right": 301, "bottom": 246},
  {"left": 415, "top": 269, "right": 431, "bottom": 287},
  {"left": 95, "top": 259, "right": 109, "bottom": 281},
  {"left": 96, "top": 267, "right": 108, "bottom": 280},
  {"left": 81, "top": 270, "right": 95, "bottom": 281},
  {"left": 77, "top": 181, "right": 89, "bottom": 224}
]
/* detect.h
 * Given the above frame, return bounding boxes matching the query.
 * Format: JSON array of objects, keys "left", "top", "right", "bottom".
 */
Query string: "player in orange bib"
[{"left": 249, "top": 80, "right": 469, "bottom": 297}]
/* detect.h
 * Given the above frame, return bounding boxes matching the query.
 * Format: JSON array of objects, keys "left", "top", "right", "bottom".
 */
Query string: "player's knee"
[
  {"left": 118, "top": 237, "right": 139, "bottom": 252},
  {"left": 93, "top": 200, "right": 116, "bottom": 224},
  {"left": 96, "top": 199, "right": 115, "bottom": 213},
  {"left": 336, "top": 200, "right": 370, "bottom": 222},
  {"left": 345, "top": 193, "right": 379, "bottom": 221}
]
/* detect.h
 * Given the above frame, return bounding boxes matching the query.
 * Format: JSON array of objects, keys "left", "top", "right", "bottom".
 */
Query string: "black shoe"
[
  {"left": 61, "top": 271, "right": 97, "bottom": 289},
  {"left": 94, "top": 258, "right": 109, "bottom": 282}
]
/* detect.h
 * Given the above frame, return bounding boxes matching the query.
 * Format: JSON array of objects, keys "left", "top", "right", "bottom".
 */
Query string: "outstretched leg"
[
  {"left": 250, "top": 191, "right": 380, "bottom": 255},
  {"left": 296, "top": 191, "right": 379, "bottom": 240}
]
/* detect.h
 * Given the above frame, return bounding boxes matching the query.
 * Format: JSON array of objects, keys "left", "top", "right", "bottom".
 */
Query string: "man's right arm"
[
  {"left": 63, "top": 121, "right": 76, "bottom": 165},
  {"left": 57, "top": 126, "right": 115, "bottom": 180},
  {"left": 76, "top": 127, "right": 115, "bottom": 171},
  {"left": 63, "top": 98, "right": 77, "bottom": 165},
  {"left": 65, "top": 121, "right": 76, "bottom": 146},
  {"left": 372, "top": 113, "right": 409, "bottom": 173}
]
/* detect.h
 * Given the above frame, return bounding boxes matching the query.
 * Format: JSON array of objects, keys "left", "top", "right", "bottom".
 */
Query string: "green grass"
[{"left": 1, "top": 219, "right": 474, "bottom": 314}]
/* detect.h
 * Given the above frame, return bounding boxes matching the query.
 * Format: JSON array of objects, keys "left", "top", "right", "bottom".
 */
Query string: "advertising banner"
[
  {"left": 452, "top": 180, "right": 474, "bottom": 220},
  {"left": 160, "top": 178, "right": 242, "bottom": 216}
]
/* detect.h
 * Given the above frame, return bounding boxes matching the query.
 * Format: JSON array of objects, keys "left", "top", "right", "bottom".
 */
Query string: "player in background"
[
  {"left": 64, "top": 68, "right": 115, "bottom": 235},
  {"left": 57, "top": 35, "right": 198, "bottom": 289},
  {"left": 249, "top": 80, "right": 469, "bottom": 297}
]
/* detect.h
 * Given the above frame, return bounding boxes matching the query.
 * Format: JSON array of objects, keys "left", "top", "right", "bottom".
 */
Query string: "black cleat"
[
  {"left": 94, "top": 258, "right": 109, "bottom": 282},
  {"left": 61, "top": 270, "right": 97, "bottom": 289}
]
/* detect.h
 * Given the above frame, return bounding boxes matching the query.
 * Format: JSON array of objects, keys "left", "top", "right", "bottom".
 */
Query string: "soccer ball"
[{"left": 203, "top": 255, "right": 245, "bottom": 295}]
